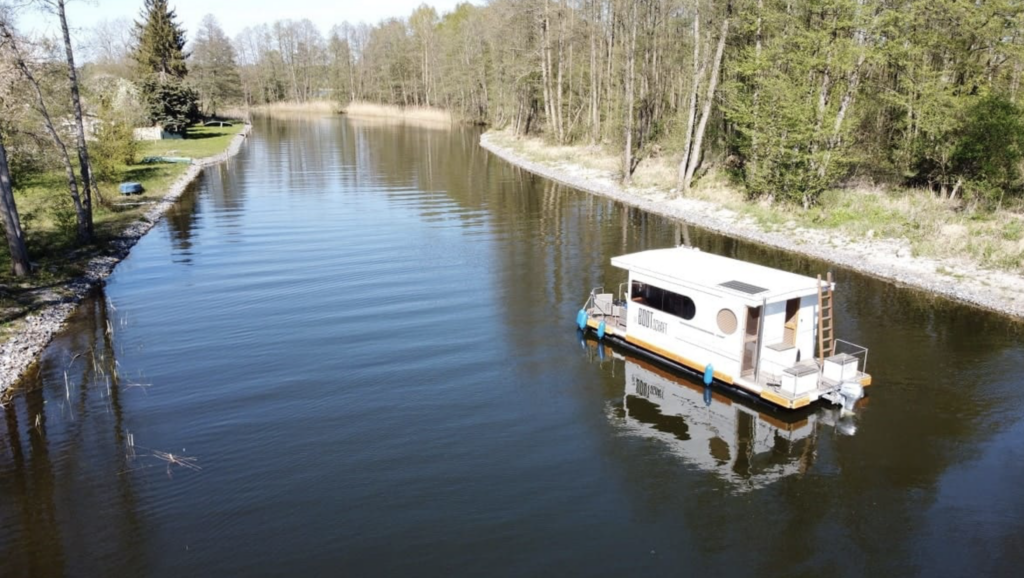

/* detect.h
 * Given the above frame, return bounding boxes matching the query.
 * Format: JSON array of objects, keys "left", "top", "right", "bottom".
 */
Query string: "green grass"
[
  {"left": 140, "top": 124, "right": 243, "bottom": 159},
  {"left": 0, "top": 122, "right": 243, "bottom": 326}
]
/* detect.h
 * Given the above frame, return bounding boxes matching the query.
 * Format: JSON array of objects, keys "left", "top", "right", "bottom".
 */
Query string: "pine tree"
[
  {"left": 132, "top": 0, "right": 189, "bottom": 79},
  {"left": 132, "top": 0, "right": 198, "bottom": 132}
]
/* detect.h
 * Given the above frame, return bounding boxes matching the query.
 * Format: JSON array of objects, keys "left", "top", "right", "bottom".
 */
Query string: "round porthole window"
[{"left": 717, "top": 308, "right": 738, "bottom": 335}]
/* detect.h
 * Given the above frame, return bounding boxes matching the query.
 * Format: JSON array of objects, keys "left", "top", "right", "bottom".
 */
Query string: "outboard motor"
[{"left": 839, "top": 380, "right": 864, "bottom": 414}]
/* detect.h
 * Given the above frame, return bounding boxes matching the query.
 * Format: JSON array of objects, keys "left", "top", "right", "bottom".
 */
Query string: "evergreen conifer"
[
  {"left": 132, "top": 0, "right": 189, "bottom": 79},
  {"left": 131, "top": 0, "right": 198, "bottom": 133}
]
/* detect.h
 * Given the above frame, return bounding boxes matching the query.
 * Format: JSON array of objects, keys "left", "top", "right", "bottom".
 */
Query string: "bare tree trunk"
[
  {"left": 0, "top": 22, "right": 91, "bottom": 245},
  {"left": 541, "top": 1, "right": 556, "bottom": 136},
  {"left": 555, "top": 0, "right": 565, "bottom": 143},
  {"left": 565, "top": 0, "right": 573, "bottom": 141},
  {"left": 0, "top": 136, "right": 31, "bottom": 276},
  {"left": 678, "top": 11, "right": 701, "bottom": 188},
  {"left": 589, "top": 0, "right": 600, "bottom": 143},
  {"left": 57, "top": 0, "right": 101, "bottom": 215},
  {"left": 603, "top": 0, "right": 615, "bottom": 141},
  {"left": 422, "top": 40, "right": 431, "bottom": 106},
  {"left": 747, "top": 0, "right": 763, "bottom": 186},
  {"left": 683, "top": 15, "right": 729, "bottom": 193},
  {"left": 622, "top": 0, "right": 638, "bottom": 184},
  {"left": 347, "top": 50, "right": 356, "bottom": 103}
]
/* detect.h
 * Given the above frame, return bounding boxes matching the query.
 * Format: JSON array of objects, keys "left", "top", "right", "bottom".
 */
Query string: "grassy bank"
[
  {"left": 0, "top": 123, "right": 244, "bottom": 337},
  {"left": 486, "top": 130, "right": 1024, "bottom": 274}
]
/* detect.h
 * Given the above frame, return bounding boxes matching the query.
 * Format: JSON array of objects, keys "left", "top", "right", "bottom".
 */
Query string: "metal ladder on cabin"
[{"left": 817, "top": 272, "right": 835, "bottom": 364}]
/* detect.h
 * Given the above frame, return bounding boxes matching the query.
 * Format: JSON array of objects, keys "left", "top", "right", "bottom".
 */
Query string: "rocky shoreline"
[
  {"left": 0, "top": 124, "right": 251, "bottom": 397},
  {"left": 480, "top": 132, "right": 1024, "bottom": 321}
]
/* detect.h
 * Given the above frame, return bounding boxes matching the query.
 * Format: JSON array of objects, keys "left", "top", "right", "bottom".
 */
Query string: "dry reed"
[
  {"left": 343, "top": 101, "right": 453, "bottom": 125},
  {"left": 222, "top": 100, "right": 341, "bottom": 120}
]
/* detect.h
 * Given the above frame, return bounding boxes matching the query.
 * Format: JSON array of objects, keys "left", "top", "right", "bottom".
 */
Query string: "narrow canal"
[{"left": 2, "top": 116, "right": 1023, "bottom": 576}]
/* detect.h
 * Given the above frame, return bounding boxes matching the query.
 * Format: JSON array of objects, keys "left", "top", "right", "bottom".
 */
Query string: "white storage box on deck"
[
  {"left": 823, "top": 353, "right": 859, "bottom": 382},
  {"left": 781, "top": 363, "right": 819, "bottom": 396}
]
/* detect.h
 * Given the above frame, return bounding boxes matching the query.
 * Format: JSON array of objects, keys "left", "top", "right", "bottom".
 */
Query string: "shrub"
[
  {"left": 139, "top": 75, "right": 200, "bottom": 134},
  {"left": 91, "top": 94, "right": 140, "bottom": 183}
]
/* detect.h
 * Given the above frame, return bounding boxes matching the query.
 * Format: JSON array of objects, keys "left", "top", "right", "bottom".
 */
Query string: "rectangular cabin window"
[{"left": 630, "top": 281, "right": 696, "bottom": 321}]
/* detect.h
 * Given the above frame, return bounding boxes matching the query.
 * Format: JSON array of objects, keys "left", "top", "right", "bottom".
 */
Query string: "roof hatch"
[{"left": 718, "top": 280, "right": 768, "bottom": 295}]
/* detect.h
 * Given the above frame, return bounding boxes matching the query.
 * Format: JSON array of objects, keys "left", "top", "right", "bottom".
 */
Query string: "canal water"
[{"left": 2, "top": 116, "right": 1023, "bottom": 577}]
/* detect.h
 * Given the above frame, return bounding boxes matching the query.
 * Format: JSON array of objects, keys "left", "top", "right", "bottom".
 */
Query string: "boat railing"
[
  {"left": 582, "top": 287, "right": 604, "bottom": 312},
  {"left": 834, "top": 339, "right": 869, "bottom": 374}
]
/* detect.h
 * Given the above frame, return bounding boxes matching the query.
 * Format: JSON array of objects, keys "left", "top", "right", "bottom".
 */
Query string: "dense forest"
[
  {"left": 210, "top": 0, "right": 1024, "bottom": 208},
  {"left": 3, "top": 0, "right": 1024, "bottom": 279}
]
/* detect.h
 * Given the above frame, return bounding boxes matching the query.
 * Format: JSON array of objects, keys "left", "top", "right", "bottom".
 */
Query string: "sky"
[{"left": 15, "top": 0, "right": 476, "bottom": 40}]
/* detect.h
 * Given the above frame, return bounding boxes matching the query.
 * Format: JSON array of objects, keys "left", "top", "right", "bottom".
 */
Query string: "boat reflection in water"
[{"left": 585, "top": 338, "right": 861, "bottom": 492}]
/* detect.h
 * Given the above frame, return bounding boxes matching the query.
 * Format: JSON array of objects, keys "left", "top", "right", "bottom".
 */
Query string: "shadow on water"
[
  {"left": 582, "top": 335, "right": 843, "bottom": 491},
  {"left": 1, "top": 289, "right": 147, "bottom": 576},
  {"left": 164, "top": 180, "right": 201, "bottom": 254}
]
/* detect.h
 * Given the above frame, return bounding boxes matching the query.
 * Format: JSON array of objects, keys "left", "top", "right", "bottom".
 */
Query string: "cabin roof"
[{"left": 611, "top": 247, "right": 824, "bottom": 302}]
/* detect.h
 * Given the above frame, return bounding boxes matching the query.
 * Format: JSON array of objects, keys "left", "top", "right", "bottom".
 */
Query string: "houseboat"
[
  {"left": 589, "top": 345, "right": 857, "bottom": 491},
  {"left": 576, "top": 246, "right": 872, "bottom": 410}
]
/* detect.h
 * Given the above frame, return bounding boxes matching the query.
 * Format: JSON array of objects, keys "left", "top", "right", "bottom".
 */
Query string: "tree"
[
  {"left": 190, "top": 14, "right": 242, "bottom": 115},
  {"left": 91, "top": 91, "right": 139, "bottom": 183},
  {"left": 87, "top": 18, "right": 134, "bottom": 77},
  {"left": 327, "top": 25, "right": 355, "bottom": 105},
  {"left": 950, "top": 95, "right": 1024, "bottom": 204},
  {"left": 139, "top": 77, "right": 199, "bottom": 132},
  {"left": 409, "top": 4, "right": 438, "bottom": 106},
  {"left": 132, "top": 0, "right": 196, "bottom": 132},
  {"left": 51, "top": 0, "right": 101, "bottom": 214},
  {"left": 132, "top": 0, "right": 188, "bottom": 80},
  {"left": 679, "top": 1, "right": 729, "bottom": 193},
  {"left": 725, "top": 0, "right": 871, "bottom": 207},
  {"left": 0, "top": 132, "right": 31, "bottom": 276}
]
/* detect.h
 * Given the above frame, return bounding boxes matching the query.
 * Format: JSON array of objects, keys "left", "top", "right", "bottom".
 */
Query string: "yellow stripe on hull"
[
  {"left": 624, "top": 334, "right": 734, "bottom": 385},
  {"left": 759, "top": 389, "right": 812, "bottom": 410},
  {"left": 585, "top": 318, "right": 617, "bottom": 336}
]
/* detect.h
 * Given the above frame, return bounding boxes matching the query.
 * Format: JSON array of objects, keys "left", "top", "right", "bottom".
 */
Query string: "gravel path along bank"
[
  {"left": 480, "top": 132, "right": 1024, "bottom": 321},
  {"left": 0, "top": 124, "right": 252, "bottom": 397}
]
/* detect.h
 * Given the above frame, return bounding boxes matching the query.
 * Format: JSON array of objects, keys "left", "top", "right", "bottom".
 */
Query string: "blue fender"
[
  {"left": 597, "top": 320, "right": 606, "bottom": 340},
  {"left": 703, "top": 363, "right": 714, "bottom": 386},
  {"left": 576, "top": 309, "right": 587, "bottom": 330}
]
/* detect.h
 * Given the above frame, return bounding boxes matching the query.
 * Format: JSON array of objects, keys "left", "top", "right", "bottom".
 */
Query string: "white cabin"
[{"left": 579, "top": 246, "right": 871, "bottom": 410}]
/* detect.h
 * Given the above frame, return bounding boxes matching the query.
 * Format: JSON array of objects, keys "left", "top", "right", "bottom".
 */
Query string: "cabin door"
[
  {"left": 784, "top": 298, "right": 800, "bottom": 346},
  {"left": 741, "top": 306, "right": 762, "bottom": 378}
]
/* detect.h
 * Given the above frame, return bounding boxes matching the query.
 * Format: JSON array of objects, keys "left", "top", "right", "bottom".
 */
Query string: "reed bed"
[{"left": 343, "top": 101, "right": 453, "bottom": 125}]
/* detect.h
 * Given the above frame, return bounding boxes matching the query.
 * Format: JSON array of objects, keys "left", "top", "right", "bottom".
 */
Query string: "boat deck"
[{"left": 585, "top": 300, "right": 627, "bottom": 337}]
